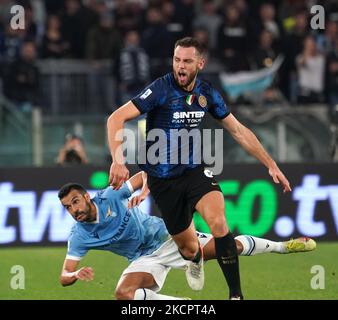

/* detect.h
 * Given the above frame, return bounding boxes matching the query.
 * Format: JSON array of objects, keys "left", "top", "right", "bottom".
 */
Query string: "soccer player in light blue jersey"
[{"left": 58, "top": 171, "right": 316, "bottom": 300}]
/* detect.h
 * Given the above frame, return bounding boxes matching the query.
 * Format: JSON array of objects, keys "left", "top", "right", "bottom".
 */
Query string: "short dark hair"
[
  {"left": 58, "top": 183, "right": 87, "bottom": 200},
  {"left": 174, "top": 37, "right": 206, "bottom": 56}
]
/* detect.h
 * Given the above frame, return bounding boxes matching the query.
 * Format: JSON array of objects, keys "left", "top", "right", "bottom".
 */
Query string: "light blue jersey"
[{"left": 66, "top": 183, "right": 169, "bottom": 262}]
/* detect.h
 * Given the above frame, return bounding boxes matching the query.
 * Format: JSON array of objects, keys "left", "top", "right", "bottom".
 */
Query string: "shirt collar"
[{"left": 86, "top": 201, "right": 100, "bottom": 224}]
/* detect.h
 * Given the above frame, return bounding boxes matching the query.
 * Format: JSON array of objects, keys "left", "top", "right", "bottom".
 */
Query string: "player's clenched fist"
[{"left": 109, "top": 163, "right": 129, "bottom": 190}]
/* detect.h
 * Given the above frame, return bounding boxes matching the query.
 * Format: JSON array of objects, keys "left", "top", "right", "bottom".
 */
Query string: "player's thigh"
[
  {"left": 185, "top": 166, "right": 226, "bottom": 229},
  {"left": 118, "top": 251, "right": 172, "bottom": 293},
  {"left": 195, "top": 190, "right": 228, "bottom": 235},
  {"left": 195, "top": 190, "right": 226, "bottom": 221},
  {"left": 148, "top": 175, "right": 190, "bottom": 235},
  {"left": 116, "top": 272, "right": 156, "bottom": 294}
]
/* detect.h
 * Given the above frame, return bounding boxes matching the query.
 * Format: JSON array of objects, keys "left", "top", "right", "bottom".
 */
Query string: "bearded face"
[
  {"left": 173, "top": 46, "right": 205, "bottom": 91},
  {"left": 61, "top": 190, "right": 95, "bottom": 223}
]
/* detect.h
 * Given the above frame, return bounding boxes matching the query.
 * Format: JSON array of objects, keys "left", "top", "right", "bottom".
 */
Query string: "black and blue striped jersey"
[{"left": 132, "top": 72, "right": 230, "bottom": 178}]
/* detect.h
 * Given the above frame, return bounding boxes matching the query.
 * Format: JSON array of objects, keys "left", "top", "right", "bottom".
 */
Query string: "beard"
[
  {"left": 74, "top": 202, "right": 94, "bottom": 222},
  {"left": 174, "top": 68, "right": 198, "bottom": 90}
]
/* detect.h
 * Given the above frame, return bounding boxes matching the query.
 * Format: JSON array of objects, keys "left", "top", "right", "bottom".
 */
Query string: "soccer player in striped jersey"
[{"left": 107, "top": 37, "right": 292, "bottom": 300}]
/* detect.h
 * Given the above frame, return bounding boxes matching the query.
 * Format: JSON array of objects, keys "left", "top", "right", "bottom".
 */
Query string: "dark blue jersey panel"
[{"left": 131, "top": 73, "right": 230, "bottom": 178}]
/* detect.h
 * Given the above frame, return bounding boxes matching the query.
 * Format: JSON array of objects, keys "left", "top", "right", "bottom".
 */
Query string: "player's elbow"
[
  {"left": 59, "top": 276, "right": 67, "bottom": 287},
  {"left": 107, "top": 112, "right": 120, "bottom": 128},
  {"left": 107, "top": 109, "right": 127, "bottom": 128},
  {"left": 59, "top": 275, "right": 73, "bottom": 287}
]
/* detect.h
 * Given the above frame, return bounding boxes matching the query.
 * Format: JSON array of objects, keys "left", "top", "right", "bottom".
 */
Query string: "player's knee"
[
  {"left": 114, "top": 286, "right": 135, "bottom": 300},
  {"left": 177, "top": 242, "right": 199, "bottom": 260}
]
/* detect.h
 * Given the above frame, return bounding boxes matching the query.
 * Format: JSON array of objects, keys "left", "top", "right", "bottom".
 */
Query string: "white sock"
[
  {"left": 235, "top": 235, "right": 284, "bottom": 256},
  {"left": 134, "top": 288, "right": 185, "bottom": 300}
]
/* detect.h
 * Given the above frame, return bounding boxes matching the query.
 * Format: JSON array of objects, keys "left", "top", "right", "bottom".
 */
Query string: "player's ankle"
[{"left": 191, "top": 246, "right": 202, "bottom": 263}]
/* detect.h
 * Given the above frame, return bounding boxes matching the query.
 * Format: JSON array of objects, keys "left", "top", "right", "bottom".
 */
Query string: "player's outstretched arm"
[
  {"left": 128, "top": 171, "right": 150, "bottom": 208},
  {"left": 221, "top": 114, "right": 291, "bottom": 193},
  {"left": 107, "top": 101, "right": 141, "bottom": 190},
  {"left": 60, "top": 258, "right": 94, "bottom": 287}
]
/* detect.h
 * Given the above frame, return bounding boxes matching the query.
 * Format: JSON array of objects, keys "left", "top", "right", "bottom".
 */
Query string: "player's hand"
[
  {"left": 109, "top": 163, "right": 129, "bottom": 190},
  {"left": 269, "top": 166, "right": 292, "bottom": 193},
  {"left": 75, "top": 267, "right": 94, "bottom": 282},
  {"left": 128, "top": 191, "right": 149, "bottom": 208}
]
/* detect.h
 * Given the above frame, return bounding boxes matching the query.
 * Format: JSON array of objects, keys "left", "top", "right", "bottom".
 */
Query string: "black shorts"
[{"left": 147, "top": 166, "right": 222, "bottom": 235}]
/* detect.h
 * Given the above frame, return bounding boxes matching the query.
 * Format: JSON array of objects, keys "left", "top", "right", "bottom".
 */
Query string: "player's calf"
[{"left": 214, "top": 232, "right": 243, "bottom": 299}]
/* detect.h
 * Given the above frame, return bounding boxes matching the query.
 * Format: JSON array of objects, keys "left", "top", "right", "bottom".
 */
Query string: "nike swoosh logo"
[{"left": 211, "top": 182, "right": 218, "bottom": 186}]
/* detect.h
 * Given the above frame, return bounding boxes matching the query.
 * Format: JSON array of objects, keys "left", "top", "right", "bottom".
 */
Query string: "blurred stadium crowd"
[
  {"left": 0, "top": 1, "right": 336, "bottom": 168},
  {"left": 0, "top": 0, "right": 338, "bottom": 114}
]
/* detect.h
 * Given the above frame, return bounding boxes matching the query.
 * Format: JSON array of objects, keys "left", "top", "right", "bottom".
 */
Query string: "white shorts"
[{"left": 121, "top": 232, "right": 213, "bottom": 292}]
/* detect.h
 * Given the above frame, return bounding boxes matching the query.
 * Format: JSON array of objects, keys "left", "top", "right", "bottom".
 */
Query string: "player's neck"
[
  {"left": 182, "top": 81, "right": 196, "bottom": 92},
  {"left": 89, "top": 201, "right": 98, "bottom": 222},
  {"left": 181, "top": 76, "right": 197, "bottom": 92}
]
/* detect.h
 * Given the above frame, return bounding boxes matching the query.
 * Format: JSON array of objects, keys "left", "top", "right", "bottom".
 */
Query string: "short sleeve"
[
  {"left": 131, "top": 78, "right": 165, "bottom": 114},
  {"left": 103, "top": 183, "right": 132, "bottom": 200},
  {"left": 207, "top": 87, "right": 231, "bottom": 120},
  {"left": 66, "top": 237, "right": 88, "bottom": 261}
]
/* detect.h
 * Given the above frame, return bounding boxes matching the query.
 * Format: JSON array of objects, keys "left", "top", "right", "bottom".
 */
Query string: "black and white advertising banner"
[{"left": 0, "top": 163, "right": 337, "bottom": 246}]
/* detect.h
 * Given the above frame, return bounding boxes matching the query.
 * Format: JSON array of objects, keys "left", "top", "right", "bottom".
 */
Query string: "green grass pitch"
[{"left": 1, "top": 243, "right": 337, "bottom": 300}]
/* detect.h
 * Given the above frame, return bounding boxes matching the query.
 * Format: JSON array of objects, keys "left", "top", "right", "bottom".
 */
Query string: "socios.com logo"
[
  {"left": 194, "top": 174, "right": 338, "bottom": 238},
  {"left": 0, "top": 173, "right": 337, "bottom": 244}
]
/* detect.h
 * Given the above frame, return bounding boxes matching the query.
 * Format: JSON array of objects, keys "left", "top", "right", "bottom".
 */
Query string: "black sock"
[
  {"left": 179, "top": 247, "right": 201, "bottom": 263},
  {"left": 214, "top": 232, "right": 243, "bottom": 299}
]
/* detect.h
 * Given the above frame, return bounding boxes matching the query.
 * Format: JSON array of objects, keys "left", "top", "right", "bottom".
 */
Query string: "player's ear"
[
  {"left": 84, "top": 192, "right": 91, "bottom": 201},
  {"left": 198, "top": 57, "right": 205, "bottom": 70}
]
